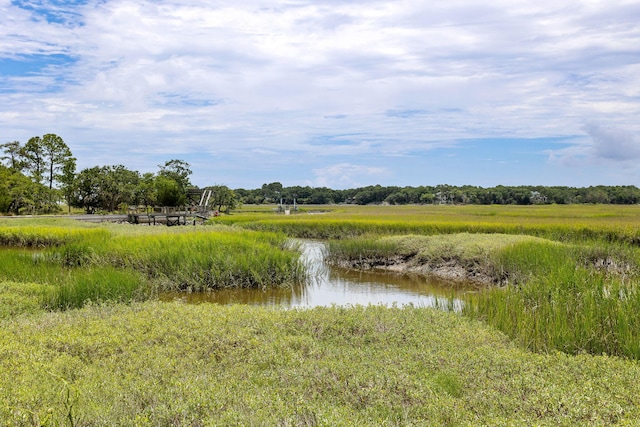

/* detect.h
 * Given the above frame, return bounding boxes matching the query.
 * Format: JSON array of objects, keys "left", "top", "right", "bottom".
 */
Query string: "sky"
[{"left": 1, "top": 0, "right": 639, "bottom": 189}]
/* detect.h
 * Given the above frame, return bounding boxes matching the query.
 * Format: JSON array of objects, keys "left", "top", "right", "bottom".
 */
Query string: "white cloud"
[
  {"left": 546, "top": 123, "right": 640, "bottom": 169},
  {"left": 311, "top": 163, "right": 390, "bottom": 188},
  {"left": 585, "top": 123, "right": 640, "bottom": 162},
  {"left": 1, "top": 0, "right": 639, "bottom": 186}
]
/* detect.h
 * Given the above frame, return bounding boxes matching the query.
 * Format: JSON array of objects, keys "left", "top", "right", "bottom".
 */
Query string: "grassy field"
[
  {"left": 3, "top": 206, "right": 640, "bottom": 425},
  {"left": 219, "top": 204, "right": 640, "bottom": 359},
  {"left": 3, "top": 302, "right": 640, "bottom": 426},
  {"left": 216, "top": 204, "right": 640, "bottom": 243},
  {"left": 0, "top": 218, "right": 304, "bottom": 311}
]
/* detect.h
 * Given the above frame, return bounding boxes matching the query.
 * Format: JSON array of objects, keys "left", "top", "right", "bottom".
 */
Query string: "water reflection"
[{"left": 160, "top": 240, "right": 468, "bottom": 310}]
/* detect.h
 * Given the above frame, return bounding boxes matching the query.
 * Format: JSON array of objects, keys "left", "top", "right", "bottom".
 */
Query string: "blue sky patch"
[
  {"left": 12, "top": 0, "right": 87, "bottom": 25},
  {"left": 0, "top": 54, "right": 76, "bottom": 76}
]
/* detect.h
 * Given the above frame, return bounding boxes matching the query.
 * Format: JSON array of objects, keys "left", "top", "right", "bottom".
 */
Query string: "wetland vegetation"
[{"left": 3, "top": 205, "right": 640, "bottom": 425}]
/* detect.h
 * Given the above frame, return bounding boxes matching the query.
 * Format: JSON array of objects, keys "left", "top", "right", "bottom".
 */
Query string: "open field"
[
  {"left": 2, "top": 206, "right": 640, "bottom": 424},
  {"left": 3, "top": 302, "right": 640, "bottom": 426},
  {"left": 217, "top": 204, "right": 640, "bottom": 243}
]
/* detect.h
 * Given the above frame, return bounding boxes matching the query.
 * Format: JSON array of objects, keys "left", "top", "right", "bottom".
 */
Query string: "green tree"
[
  {"left": 59, "top": 157, "right": 77, "bottom": 213},
  {"left": 0, "top": 141, "right": 24, "bottom": 171},
  {"left": 134, "top": 173, "right": 157, "bottom": 209},
  {"left": 158, "top": 160, "right": 192, "bottom": 192},
  {"left": 100, "top": 165, "right": 140, "bottom": 211},
  {"left": 0, "top": 165, "right": 39, "bottom": 214},
  {"left": 156, "top": 176, "right": 184, "bottom": 206},
  {"left": 21, "top": 136, "right": 46, "bottom": 185},
  {"left": 72, "top": 167, "right": 103, "bottom": 214},
  {"left": 209, "top": 185, "right": 238, "bottom": 213},
  {"left": 156, "top": 160, "right": 192, "bottom": 207},
  {"left": 262, "top": 182, "right": 283, "bottom": 203},
  {"left": 41, "top": 133, "right": 75, "bottom": 190}
]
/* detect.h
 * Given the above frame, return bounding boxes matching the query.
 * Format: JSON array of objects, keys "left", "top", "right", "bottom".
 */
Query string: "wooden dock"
[
  {"left": 127, "top": 206, "right": 209, "bottom": 226},
  {"left": 127, "top": 190, "right": 214, "bottom": 226},
  {"left": 127, "top": 212, "right": 189, "bottom": 226}
]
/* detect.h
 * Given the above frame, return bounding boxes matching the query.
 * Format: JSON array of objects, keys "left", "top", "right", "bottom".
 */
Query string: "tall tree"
[
  {"left": 261, "top": 182, "right": 283, "bottom": 203},
  {"left": 101, "top": 165, "right": 140, "bottom": 211},
  {"left": 41, "top": 134, "right": 75, "bottom": 190},
  {"left": 134, "top": 172, "right": 157, "bottom": 209},
  {"left": 158, "top": 159, "right": 192, "bottom": 192},
  {"left": 59, "top": 157, "right": 77, "bottom": 213},
  {"left": 0, "top": 165, "right": 39, "bottom": 214},
  {"left": 0, "top": 141, "right": 24, "bottom": 171},
  {"left": 21, "top": 136, "right": 46, "bottom": 185},
  {"left": 72, "top": 166, "right": 103, "bottom": 214},
  {"left": 155, "top": 176, "right": 184, "bottom": 206}
]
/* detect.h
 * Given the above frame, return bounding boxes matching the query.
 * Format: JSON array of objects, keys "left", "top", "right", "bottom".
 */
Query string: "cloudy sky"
[{"left": 1, "top": 0, "right": 639, "bottom": 189}]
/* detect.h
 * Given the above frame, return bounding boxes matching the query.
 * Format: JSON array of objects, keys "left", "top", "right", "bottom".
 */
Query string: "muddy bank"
[
  {"left": 331, "top": 246, "right": 634, "bottom": 287},
  {"left": 332, "top": 257, "right": 498, "bottom": 286}
]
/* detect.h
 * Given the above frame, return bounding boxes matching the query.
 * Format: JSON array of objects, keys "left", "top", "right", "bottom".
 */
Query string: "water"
[{"left": 160, "top": 240, "right": 469, "bottom": 310}]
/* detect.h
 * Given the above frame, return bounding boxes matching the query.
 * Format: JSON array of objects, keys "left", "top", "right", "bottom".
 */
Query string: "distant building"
[{"left": 530, "top": 191, "right": 548, "bottom": 204}]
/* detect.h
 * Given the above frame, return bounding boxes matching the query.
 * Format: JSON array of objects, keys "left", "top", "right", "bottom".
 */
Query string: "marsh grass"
[
  {"left": 0, "top": 220, "right": 305, "bottom": 311},
  {"left": 2, "top": 302, "right": 640, "bottom": 425},
  {"left": 0, "top": 281, "right": 51, "bottom": 318},
  {"left": 42, "top": 267, "right": 147, "bottom": 310},
  {"left": 0, "top": 219, "right": 109, "bottom": 247},
  {"left": 54, "top": 229, "right": 306, "bottom": 291},
  {"left": 465, "top": 240, "right": 640, "bottom": 359},
  {"left": 0, "top": 248, "right": 148, "bottom": 310},
  {"left": 326, "top": 233, "right": 541, "bottom": 281},
  {"left": 216, "top": 204, "right": 640, "bottom": 243},
  {"left": 327, "top": 233, "right": 640, "bottom": 359}
]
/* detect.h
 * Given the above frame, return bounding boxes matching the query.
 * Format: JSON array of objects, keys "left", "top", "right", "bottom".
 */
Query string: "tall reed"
[
  {"left": 1, "top": 220, "right": 306, "bottom": 310},
  {"left": 42, "top": 267, "right": 146, "bottom": 310},
  {"left": 44, "top": 227, "right": 305, "bottom": 292},
  {"left": 464, "top": 240, "right": 640, "bottom": 359}
]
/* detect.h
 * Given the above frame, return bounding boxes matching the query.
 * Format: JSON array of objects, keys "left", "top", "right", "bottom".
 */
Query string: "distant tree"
[
  {"left": 156, "top": 159, "right": 192, "bottom": 206},
  {"left": 420, "top": 192, "right": 435, "bottom": 204},
  {"left": 41, "top": 134, "right": 75, "bottom": 190},
  {"left": 72, "top": 167, "right": 103, "bottom": 214},
  {"left": 134, "top": 172, "right": 157, "bottom": 208},
  {"left": 0, "top": 141, "right": 24, "bottom": 171},
  {"left": 70, "top": 165, "right": 139, "bottom": 213},
  {"left": 262, "top": 182, "right": 283, "bottom": 203},
  {"left": 155, "top": 176, "right": 184, "bottom": 206},
  {"left": 100, "top": 165, "right": 140, "bottom": 211},
  {"left": 0, "top": 165, "right": 40, "bottom": 214},
  {"left": 58, "top": 157, "right": 77, "bottom": 212},
  {"left": 584, "top": 187, "right": 610, "bottom": 204},
  {"left": 21, "top": 136, "right": 46, "bottom": 185},
  {"left": 158, "top": 159, "right": 192, "bottom": 192},
  {"left": 208, "top": 185, "right": 238, "bottom": 213}
]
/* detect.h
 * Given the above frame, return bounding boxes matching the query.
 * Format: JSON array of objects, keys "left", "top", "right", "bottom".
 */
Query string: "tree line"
[
  {"left": 236, "top": 182, "right": 640, "bottom": 206},
  {"left": 0, "top": 135, "right": 237, "bottom": 214},
  {"left": 4, "top": 134, "right": 640, "bottom": 215}
]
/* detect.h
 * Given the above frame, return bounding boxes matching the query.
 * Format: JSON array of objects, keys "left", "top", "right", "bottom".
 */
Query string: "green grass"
[
  {"left": 216, "top": 204, "right": 640, "bottom": 243},
  {"left": 326, "top": 233, "right": 540, "bottom": 274},
  {"left": 0, "top": 281, "right": 51, "bottom": 318},
  {"left": 327, "top": 232, "right": 640, "bottom": 359},
  {"left": 3, "top": 208, "right": 640, "bottom": 424},
  {"left": 0, "top": 222, "right": 110, "bottom": 247},
  {"left": 1, "top": 302, "right": 640, "bottom": 425},
  {"left": 465, "top": 240, "right": 640, "bottom": 359},
  {"left": 0, "top": 220, "right": 305, "bottom": 311},
  {"left": 0, "top": 248, "right": 148, "bottom": 311}
]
